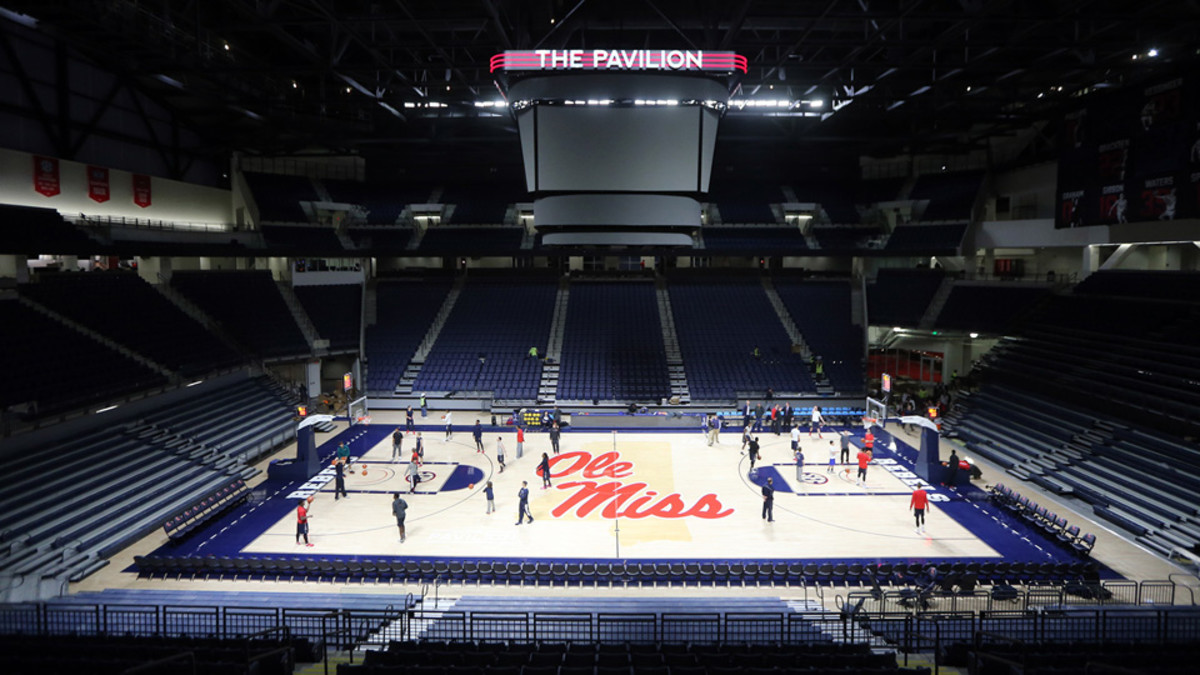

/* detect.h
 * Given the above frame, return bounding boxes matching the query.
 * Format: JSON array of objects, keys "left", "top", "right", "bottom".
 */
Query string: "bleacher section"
[
  {"left": 412, "top": 276, "right": 556, "bottom": 401},
  {"left": 171, "top": 271, "right": 309, "bottom": 358},
  {"left": 0, "top": 204, "right": 95, "bottom": 254},
  {"left": 910, "top": 171, "right": 983, "bottom": 221},
  {"left": 1074, "top": 269, "right": 1200, "bottom": 300},
  {"left": 418, "top": 226, "right": 525, "bottom": 255},
  {"left": 323, "top": 178, "right": 433, "bottom": 225},
  {"left": 711, "top": 182, "right": 782, "bottom": 223},
  {"left": 442, "top": 181, "right": 522, "bottom": 224},
  {"left": 702, "top": 226, "right": 807, "bottom": 251},
  {"left": 793, "top": 180, "right": 859, "bottom": 224},
  {"left": 365, "top": 279, "right": 454, "bottom": 395},
  {"left": 19, "top": 272, "right": 241, "bottom": 376},
  {"left": 668, "top": 274, "right": 814, "bottom": 400},
  {"left": 773, "top": 279, "right": 865, "bottom": 394},
  {"left": 867, "top": 268, "right": 945, "bottom": 328},
  {"left": 883, "top": 222, "right": 968, "bottom": 254},
  {"left": 0, "top": 376, "right": 293, "bottom": 595},
  {"left": 259, "top": 224, "right": 344, "bottom": 254},
  {"left": 242, "top": 172, "right": 316, "bottom": 223},
  {"left": 0, "top": 634, "right": 304, "bottom": 675},
  {"left": 855, "top": 177, "right": 905, "bottom": 205},
  {"left": 293, "top": 283, "right": 362, "bottom": 351},
  {"left": 0, "top": 299, "right": 165, "bottom": 418},
  {"left": 944, "top": 383, "right": 1200, "bottom": 562},
  {"left": 810, "top": 225, "right": 885, "bottom": 251},
  {"left": 347, "top": 226, "right": 414, "bottom": 252},
  {"left": 934, "top": 283, "right": 1050, "bottom": 333},
  {"left": 557, "top": 282, "right": 670, "bottom": 402}
]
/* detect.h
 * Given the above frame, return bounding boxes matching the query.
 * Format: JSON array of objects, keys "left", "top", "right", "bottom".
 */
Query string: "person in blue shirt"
[
  {"left": 515, "top": 481, "right": 533, "bottom": 525},
  {"left": 473, "top": 420, "right": 484, "bottom": 452},
  {"left": 761, "top": 477, "right": 775, "bottom": 522},
  {"left": 405, "top": 405, "right": 415, "bottom": 433},
  {"left": 539, "top": 453, "right": 552, "bottom": 489},
  {"left": 484, "top": 480, "right": 495, "bottom": 514}
]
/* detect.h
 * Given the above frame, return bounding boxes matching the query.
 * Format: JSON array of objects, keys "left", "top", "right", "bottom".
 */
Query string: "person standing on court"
[
  {"left": 336, "top": 441, "right": 352, "bottom": 472},
  {"left": 549, "top": 422, "right": 561, "bottom": 455},
  {"left": 515, "top": 425, "right": 525, "bottom": 459},
  {"left": 392, "top": 492, "right": 408, "bottom": 542},
  {"left": 809, "top": 405, "right": 825, "bottom": 439},
  {"left": 747, "top": 436, "right": 761, "bottom": 471},
  {"left": 711, "top": 414, "right": 721, "bottom": 444},
  {"left": 761, "top": 477, "right": 775, "bottom": 522},
  {"left": 754, "top": 402, "right": 765, "bottom": 432},
  {"left": 296, "top": 499, "right": 313, "bottom": 546},
  {"left": 392, "top": 427, "right": 403, "bottom": 460},
  {"left": 839, "top": 430, "right": 852, "bottom": 464},
  {"left": 795, "top": 447, "right": 805, "bottom": 483},
  {"left": 415, "top": 432, "right": 424, "bottom": 459},
  {"left": 484, "top": 480, "right": 495, "bottom": 514},
  {"left": 742, "top": 400, "right": 752, "bottom": 430},
  {"left": 742, "top": 426, "right": 752, "bottom": 453},
  {"left": 443, "top": 410, "right": 453, "bottom": 441},
  {"left": 496, "top": 437, "right": 506, "bottom": 473},
  {"left": 405, "top": 460, "right": 421, "bottom": 493},
  {"left": 405, "top": 405, "right": 415, "bottom": 433},
  {"left": 856, "top": 447, "right": 872, "bottom": 487},
  {"left": 827, "top": 440, "right": 837, "bottom": 474},
  {"left": 420, "top": 393, "right": 427, "bottom": 417},
  {"left": 790, "top": 423, "right": 800, "bottom": 456},
  {"left": 910, "top": 485, "right": 929, "bottom": 534},
  {"left": 515, "top": 481, "right": 533, "bottom": 525},
  {"left": 473, "top": 419, "right": 484, "bottom": 452},
  {"left": 539, "top": 452, "right": 553, "bottom": 489},
  {"left": 783, "top": 401, "right": 794, "bottom": 429},
  {"left": 334, "top": 459, "right": 349, "bottom": 500}
]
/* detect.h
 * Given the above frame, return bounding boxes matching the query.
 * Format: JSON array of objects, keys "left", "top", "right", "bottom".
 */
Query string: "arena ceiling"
[{"left": 3, "top": 0, "right": 1197, "bottom": 169}]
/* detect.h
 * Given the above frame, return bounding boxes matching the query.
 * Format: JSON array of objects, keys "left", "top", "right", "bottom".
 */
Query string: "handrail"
[
  {"left": 119, "top": 650, "right": 196, "bottom": 675},
  {"left": 1167, "top": 574, "right": 1198, "bottom": 605}
]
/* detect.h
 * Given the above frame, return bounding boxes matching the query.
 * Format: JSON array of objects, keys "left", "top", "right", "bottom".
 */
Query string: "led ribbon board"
[{"left": 491, "top": 50, "right": 746, "bottom": 74}]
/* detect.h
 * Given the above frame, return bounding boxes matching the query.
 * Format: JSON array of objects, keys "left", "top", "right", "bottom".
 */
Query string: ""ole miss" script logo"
[{"left": 539, "top": 450, "right": 734, "bottom": 520}]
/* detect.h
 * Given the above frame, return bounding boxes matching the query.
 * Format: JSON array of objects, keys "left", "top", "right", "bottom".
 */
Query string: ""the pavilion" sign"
[{"left": 491, "top": 50, "right": 747, "bottom": 74}]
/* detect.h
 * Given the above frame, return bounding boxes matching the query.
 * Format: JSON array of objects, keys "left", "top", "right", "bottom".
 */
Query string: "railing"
[
  {"left": 845, "top": 578, "right": 1187, "bottom": 615},
  {"left": 5, "top": 602, "right": 1198, "bottom": 650},
  {"left": 71, "top": 214, "right": 230, "bottom": 233}
]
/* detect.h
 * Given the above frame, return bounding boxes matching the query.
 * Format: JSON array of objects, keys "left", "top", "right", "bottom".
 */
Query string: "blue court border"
[{"left": 136, "top": 422, "right": 1119, "bottom": 579}]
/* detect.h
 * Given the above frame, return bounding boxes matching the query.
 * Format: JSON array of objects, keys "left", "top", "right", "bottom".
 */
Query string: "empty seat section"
[
  {"left": 0, "top": 299, "right": 165, "bottom": 418},
  {"left": 703, "top": 227, "right": 807, "bottom": 251},
  {"left": 935, "top": 284, "right": 1050, "bottom": 334},
  {"left": 811, "top": 225, "right": 884, "bottom": 251},
  {"left": 412, "top": 275, "right": 557, "bottom": 400},
  {"left": 668, "top": 273, "right": 814, "bottom": 400},
  {"left": 884, "top": 223, "right": 968, "bottom": 253},
  {"left": 260, "top": 225, "right": 344, "bottom": 254},
  {"left": 867, "top": 268, "right": 945, "bottom": 328},
  {"left": 20, "top": 272, "right": 240, "bottom": 376},
  {"left": 293, "top": 284, "right": 362, "bottom": 351},
  {"left": 442, "top": 180, "right": 523, "bottom": 224},
  {"left": 773, "top": 279, "right": 865, "bottom": 394},
  {"left": 365, "top": 278, "right": 454, "bottom": 394},
  {"left": 323, "top": 178, "right": 434, "bottom": 225},
  {"left": 171, "top": 271, "right": 309, "bottom": 358},
  {"left": 419, "top": 227, "right": 524, "bottom": 255},
  {"left": 346, "top": 226, "right": 414, "bottom": 251},
  {"left": 910, "top": 171, "right": 983, "bottom": 221},
  {"left": 711, "top": 183, "right": 783, "bottom": 223},
  {"left": 243, "top": 172, "right": 317, "bottom": 223},
  {"left": 557, "top": 282, "right": 670, "bottom": 402},
  {"left": 0, "top": 204, "right": 95, "bottom": 254}
]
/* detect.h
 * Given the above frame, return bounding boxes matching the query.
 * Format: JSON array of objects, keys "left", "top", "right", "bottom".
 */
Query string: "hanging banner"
[
  {"left": 132, "top": 173, "right": 152, "bottom": 208},
  {"left": 33, "top": 155, "right": 60, "bottom": 197},
  {"left": 87, "top": 165, "right": 110, "bottom": 203}
]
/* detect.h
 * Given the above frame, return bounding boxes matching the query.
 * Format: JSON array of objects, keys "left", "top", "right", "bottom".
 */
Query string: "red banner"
[
  {"left": 132, "top": 173, "right": 152, "bottom": 208},
  {"left": 33, "top": 155, "right": 60, "bottom": 197},
  {"left": 87, "top": 165, "right": 110, "bottom": 203}
]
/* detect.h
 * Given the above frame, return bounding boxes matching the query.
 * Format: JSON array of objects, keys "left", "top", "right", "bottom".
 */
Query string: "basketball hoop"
[
  {"left": 862, "top": 416, "right": 878, "bottom": 429},
  {"left": 356, "top": 415, "right": 372, "bottom": 426}
]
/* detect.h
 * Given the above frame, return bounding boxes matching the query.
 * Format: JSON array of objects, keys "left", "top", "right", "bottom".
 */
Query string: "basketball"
[
  {"left": 362, "top": 464, "right": 368, "bottom": 475},
  {"left": 468, "top": 483, "right": 475, "bottom": 489},
  {"left": 306, "top": 495, "right": 314, "bottom": 504}
]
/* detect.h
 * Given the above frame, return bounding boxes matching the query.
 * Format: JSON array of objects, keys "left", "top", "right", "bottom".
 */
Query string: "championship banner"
[
  {"left": 33, "top": 155, "right": 60, "bottom": 197},
  {"left": 132, "top": 173, "right": 152, "bottom": 208},
  {"left": 87, "top": 165, "right": 110, "bottom": 203}
]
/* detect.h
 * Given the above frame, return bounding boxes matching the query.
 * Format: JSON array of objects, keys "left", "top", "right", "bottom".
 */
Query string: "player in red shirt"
[
  {"left": 296, "top": 499, "right": 313, "bottom": 547},
  {"left": 863, "top": 430, "right": 875, "bottom": 453},
  {"left": 910, "top": 486, "right": 929, "bottom": 534},
  {"left": 856, "top": 449, "right": 871, "bottom": 487}
]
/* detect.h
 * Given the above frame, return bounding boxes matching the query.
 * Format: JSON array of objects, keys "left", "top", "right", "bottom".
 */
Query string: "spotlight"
[
  {"left": 969, "top": 333, "right": 979, "bottom": 339},
  {"left": 1148, "top": 48, "right": 1158, "bottom": 57}
]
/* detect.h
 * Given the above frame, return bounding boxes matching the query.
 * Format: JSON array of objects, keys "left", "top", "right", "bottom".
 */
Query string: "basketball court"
[{"left": 145, "top": 412, "right": 1078, "bottom": 573}]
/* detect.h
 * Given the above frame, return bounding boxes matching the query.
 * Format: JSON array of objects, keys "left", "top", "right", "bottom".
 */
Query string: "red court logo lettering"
[{"left": 541, "top": 450, "right": 734, "bottom": 520}]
